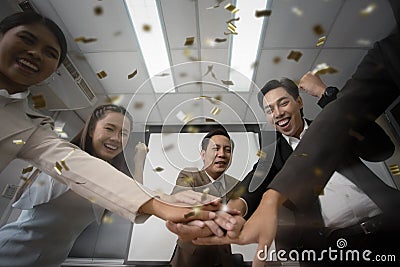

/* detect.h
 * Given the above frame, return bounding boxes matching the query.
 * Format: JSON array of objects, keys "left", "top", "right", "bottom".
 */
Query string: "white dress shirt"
[{"left": 283, "top": 120, "right": 382, "bottom": 228}]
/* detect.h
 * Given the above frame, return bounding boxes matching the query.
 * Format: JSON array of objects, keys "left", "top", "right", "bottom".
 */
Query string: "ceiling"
[{"left": 24, "top": 0, "right": 397, "bottom": 127}]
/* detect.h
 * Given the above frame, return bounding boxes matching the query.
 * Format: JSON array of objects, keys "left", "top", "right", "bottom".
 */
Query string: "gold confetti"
[
  {"left": 206, "top": 0, "right": 226, "bottom": 10},
  {"left": 311, "top": 63, "right": 338, "bottom": 75},
  {"left": 389, "top": 164, "right": 399, "bottom": 171},
  {"left": 54, "top": 162, "right": 63, "bottom": 175},
  {"left": 105, "top": 95, "right": 122, "bottom": 104},
  {"left": 88, "top": 197, "right": 96, "bottom": 203},
  {"left": 356, "top": 39, "right": 371, "bottom": 46},
  {"left": 273, "top": 57, "right": 281, "bottom": 64},
  {"left": 206, "top": 118, "right": 216, "bottom": 123},
  {"left": 257, "top": 150, "right": 267, "bottom": 159},
  {"left": 313, "top": 25, "right": 325, "bottom": 35},
  {"left": 221, "top": 80, "right": 234, "bottom": 86},
  {"left": 255, "top": 9, "right": 272, "bottom": 17},
  {"left": 163, "top": 144, "right": 174, "bottom": 151},
  {"left": 60, "top": 160, "right": 70, "bottom": 171},
  {"left": 203, "top": 65, "right": 214, "bottom": 77},
  {"left": 156, "top": 73, "right": 170, "bottom": 77},
  {"left": 179, "top": 72, "right": 188, "bottom": 77},
  {"left": 187, "top": 125, "right": 199, "bottom": 133},
  {"left": 349, "top": 129, "right": 365, "bottom": 141},
  {"left": 183, "top": 176, "right": 194, "bottom": 184},
  {"left": 314, "top": 168, "right": 323, "bottom": 177},
  {"left": 251, "top": 61, "right": 259, "bottom": 69},
  {"left": 226, "top": 17, "right": 240, "bottom": 24},
  {"left": 113, "top": 31, "right": 122, "bottom": 36},
  {"left": 128, "top": 69, "right": 138, "bottom": 79},
  {"left": 133, "top": 102, "right": 144, "bottom": 109},
  {"left": 176, "top": 110, "right": 193, "bottom": 123},
  {"left": 153, "top": 167, "right": 164, "bottom": 172},
  {"left": 287, "top": 50, "right": 303, "bottom": 62},
  {"left": 13, "top": 139, "right": 26, "bottom": 145},
  {"left": 214, "top": 95, "right": 222, "bottom": 101},
  {"left": 230, "top": 186, "right": 245, "bottom": 199},
  {"left": 21, "top": 166, "right": 33, "bottom": 174},
  {"left": 102, "top": 215, "right": 114, "bottom": 224},
  {"left": 74, "top": 36, "right": 98, "bottom": 44},
  {"left": 184, "top": 36, "right": 195, "bottom": 46},
  {"left": 210, "top": 106, "right": 221, "bottom": 115},
  {"left": 31, "top": 94, "right": 46, "bottom": 109},
  {"left": 316, "top": 36, "right": 326, "bottom": 47},
  {"left": 224, "top": 3, "right": 239, "bottom": 14},
  {"left": 294, "top": 153, "right": 309, "bottom": 157},
  {"left": 184, "top": 211, "right": 196, "bottom": 219},
  {"left": 215, "top": 38, "right": 227, "bottom": 43},
  {"left": 291, "top": 6, "right": 303, "bottom": 17},
  {"left": 227, "top": 22, "right": 237, "bottom": 34},
  {"left": 94, "top": 6, "right": 103, "bottom": 15},
  {"left": 224, "top": 31, "right": 237, "bottom": 36},
  {"left": 96, "top": 70, "right": 107, "bottom": 79},
  {"left": 142, "top": 24, "right": 151, "bottom": 32},
  {"left": 360, "top": 3, "right": 376, "bottom": 16}
]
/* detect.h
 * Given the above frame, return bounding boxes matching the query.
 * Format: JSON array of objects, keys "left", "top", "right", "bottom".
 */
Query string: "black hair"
[
  {"left": 201, "top": 128, "right": 234, "bottom": 151},
  {"left": 70, "top": 104, "right": 133, "bottom": 176},
  {"left": 0, "top": 11, "right": 67, "bottom": 66},
  {"left": 257, "top": 77, "right": 304, "bottom": 117}
]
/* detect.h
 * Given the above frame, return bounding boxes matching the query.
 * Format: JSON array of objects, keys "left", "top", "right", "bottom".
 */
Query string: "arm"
[
  {"left": 299, "top": 71, "right": 338, "bottom": 108},
  {"left": 132, "top": 142, "right": 148, "bottom": 184}
]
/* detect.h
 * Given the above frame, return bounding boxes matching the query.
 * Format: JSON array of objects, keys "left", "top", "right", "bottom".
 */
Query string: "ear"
[
  {"left": 200, "top": 150, "right": 205, "bottom": 162},
  {"left": 88, "top": 128, "right": 94, "bottom": 138},
  {"left": 297, "top": 96, "right": 303, "bottom": 109}
]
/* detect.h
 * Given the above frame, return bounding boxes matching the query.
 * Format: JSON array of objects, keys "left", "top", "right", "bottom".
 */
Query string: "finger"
[
  {"left": 183, "top": 210, "right": 216, "bottom": 222},
  {"left": 192, "top": 235, "right": 230, "bottom": 245},
  {"left": 214, "top": 211, "right": 237, "bottom": 230},
  {"left": 203, "top": 220, "right": 224, "bottom": 237},
  {"left": 187, "top": 220, "right": 205, "bottom": 228},
  {"left": 175, "top": 194, "right": 198, "bottom": 205}
]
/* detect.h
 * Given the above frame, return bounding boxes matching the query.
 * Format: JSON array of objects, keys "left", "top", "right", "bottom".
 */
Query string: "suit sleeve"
[
  {"left": 17, "top": 123, "right": 152, "bottom": 222},
  {"left": 269, "top": 32, "right": 400, "bottom": 212}
]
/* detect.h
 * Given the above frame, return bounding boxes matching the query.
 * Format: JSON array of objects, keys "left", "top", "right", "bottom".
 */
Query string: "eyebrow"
[{"left": 21, "top": 30, "right": 60, "bottom": 58}]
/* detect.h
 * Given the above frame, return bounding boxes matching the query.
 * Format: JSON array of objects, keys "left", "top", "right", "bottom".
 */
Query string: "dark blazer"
[
  {"left": 268, "top": 0, "right": 400, "bottom": 219},
  {"left": 170, "top": 169, "right": 239, "bottom": 267}
]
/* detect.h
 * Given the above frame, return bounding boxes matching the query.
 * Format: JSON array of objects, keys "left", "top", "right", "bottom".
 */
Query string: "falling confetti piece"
[
  {"left": 187, "top": 125, "right": 199, "bottom": 133},
  {"left": 224, "top": 3, "right": 239, "bottom": 14},
  {"left": 356, "top": 39, "right": 371, "bottom": 46},
  {"left": 287, "top": 50, "right": 303, "bottom": 62},
  {"left": 360, "top": 3, "right": 376, "bottom": 16},
  {"left": 176, "top": 110, "right": 193, "bottom": 123},
  {"left": 226, "top": 17, "right": 240, "bottom": 24},
  {"left": 314, "top": 168, "right": 323, "bottom": 177},
  {"left": 221, "top": 80, "right": 234, "bottom": 86},
  {"left": 163, "top": 144, "right": 174, "bottom": 151},
  {"left": 255, "top": 9, "right": 272, "bottom": 17},
  {"left": 105, "top": 95, "right": 122, "bottom": 104},
  {"left": 224, "top": 31, "right": 237, "bottom": 36},
  {"left": 60, "top": 160, "right": 70, "bottom": 171},
  {"left": 227, "top": 22, "right": 237, "bottom": 34},
  {"left": 153, "top": 167, "right": 164, "bottom": 172},
  {"left": 313, "top": 24, "right": 325, "bottom": 35},
  {"left": 128, "top": 69, "right": 138, "bottom": 79},
  {"left": 31, "top": 94, "right": 46, "bottom": 109},
  {"left": 54, "top": 162, "right": 63, "bottom": 175},
  {"left": 21, "top": 166, "right": 33, "bottom": 174},
  {"left": 13, "top": 139, "right": 26, "bottom": 145},
  {"left": 273, "top": 57, "right": 281, "bottom": 64},
  {"left": 156, "top": 73, "right": 170, "bottom": 77},
  {"left": 102, "top": 215, "right": 114, "bottom": 224},
  {"left": 210, "top": 106, "right": 221, "bottom": 115},
  {"left": 291, "top": 6, "right": 303, "bottom": 17},
  {"left": 96, "top": 70, "right": 107, "bottom": 79},
  {"left": 203, "top": 65, "right": 214, "bottom": 76},
  {"left": 206, "top": 118, "right": 217, "bottom": 123},
  {"left": 348, "top": 129, "right": 365, "bottom": 141},
  {"left": 201, "top": 187, "right": 210, "bottom": 202},
  {"left": 94, "top": 6, "right": 103, "bottom": 15},
  {"left": 215, "top": 38, "right": 227, "bottom": 43},
  {"left": 294, "top": 153, "right": 309, "bottom": 157},
  {"left": 184, "top": 36, "right": 195, "bottom": 46},
  {"left": 142, "top": 24, "right": 151, "bottom": 32},
  {"left": 74, "top": 36, "right": 98, "bottom": 44},
  {"left": 316, "top": 36, "right": 326, "bottom": 47},
  {"left": 257, "top": 150, "right": 267, "bottom": 159},
  {"left": 311, "top": 63, "right": 338, "bottom": 75}
]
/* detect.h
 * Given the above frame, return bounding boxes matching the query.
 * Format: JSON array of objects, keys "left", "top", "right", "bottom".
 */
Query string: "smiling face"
[
  {"left": 263, "top": 87, "right": 304, "bottom": 138},
  {"left": 90, "top": 111, "right": 131, "bottom": 162},
  {"left": 0, "top": 23, "right": 61, "bottom": 92},
  {"left": 201, "top": 134, "right": 232, "bottom": 179}
]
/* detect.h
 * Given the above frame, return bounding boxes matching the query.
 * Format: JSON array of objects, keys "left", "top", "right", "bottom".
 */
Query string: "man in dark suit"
[
  {"left": 190, "top": 1, "right": 400, "bottom": 265},
  {"left": 170, "top": 129, "right": 240, "bottom": 267}
]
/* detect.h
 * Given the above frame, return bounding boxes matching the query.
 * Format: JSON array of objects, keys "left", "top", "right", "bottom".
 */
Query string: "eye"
[
  {"left": 105, "top": 127, "right": 114, "bottom": 132},
  {"left": 264, "top": 107, "right": 272, "bottom": 115},
  {"left": 280, "top": 101, "right": 289, "bottom": 107},
  {"left": 44, "top": 49, "right": 59, "bottom": 60},
  {"left": 19, "top": 35, "right": 34, "bottom": 45}
]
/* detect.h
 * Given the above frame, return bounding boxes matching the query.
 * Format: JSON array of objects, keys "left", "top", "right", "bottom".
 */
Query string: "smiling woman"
[{"left": 0, "top": 104, "right": 150, "bottom": 267}]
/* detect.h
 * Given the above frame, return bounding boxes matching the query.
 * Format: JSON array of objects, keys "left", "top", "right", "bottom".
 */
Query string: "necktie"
[{"left": 213, "top": 180, "right": 226, "bottom": 203}]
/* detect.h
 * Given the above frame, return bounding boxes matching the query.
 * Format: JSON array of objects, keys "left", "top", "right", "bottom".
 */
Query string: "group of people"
[{"left": 0, "top": 1, "right": 400, "bottom": 266}]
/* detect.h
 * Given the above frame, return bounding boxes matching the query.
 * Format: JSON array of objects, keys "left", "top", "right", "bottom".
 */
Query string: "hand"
[
  {"left": 134, "top": 142, "right": 148, "bottom": 162},
  {"left": 173, "top": 190, "right": 220, "bottom": 205},
  {"left": 299, "top": 71, "right": 327, "bottom": 98},
  {"left": 193, "top": 189, "right": 285, "bottom": 267}
]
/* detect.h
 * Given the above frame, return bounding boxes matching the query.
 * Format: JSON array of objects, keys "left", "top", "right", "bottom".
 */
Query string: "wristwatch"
[{"left": 317, "top": 86, "right": 339, "bottom": 108}]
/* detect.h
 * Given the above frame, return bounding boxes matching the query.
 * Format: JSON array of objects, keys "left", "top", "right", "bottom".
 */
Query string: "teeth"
[
  {"left": 105, "top": 144, "right": 118, "bottom": 150},
  {"left": 277, "top": 119, "right": 289, "bottom": 126},
  {"left": 19, "top": 59, "right": 39, "bottom": 72}
]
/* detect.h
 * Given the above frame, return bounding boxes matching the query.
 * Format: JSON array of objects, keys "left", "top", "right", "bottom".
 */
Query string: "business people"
[
  {"left": 0, "top": 11, "right": 218, "bottom": 230},
  {"left": 170, "top": 129, "right": 240, "bottom": 267},
  {"left": 0, "top": 104, "right": 146, "bottom": 266},
  {"left": 191, "top": 1, "right": 400, "bottom": 264}
]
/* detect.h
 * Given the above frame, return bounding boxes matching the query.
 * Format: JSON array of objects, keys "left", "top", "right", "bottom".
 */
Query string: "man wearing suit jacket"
[
  {"left": 170, "top": 129, "right": 239, "bottom": 267},
  {"left": 192, "top": 77, "right": 399, "bottom": 266}
]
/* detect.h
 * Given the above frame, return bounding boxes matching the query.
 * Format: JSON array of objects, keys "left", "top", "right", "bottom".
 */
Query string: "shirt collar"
[
  {"left": 0, "top": 89, "right": 29, "bottom": 100},
  {"left": 204, "top": 170, "right": 226, "bottom": 188}
]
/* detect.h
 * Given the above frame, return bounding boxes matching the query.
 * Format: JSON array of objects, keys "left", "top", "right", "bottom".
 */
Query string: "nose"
[
  {"left": 273, "top": 106, "right": 284, "bottom": 119},
  {"left": 109, "top": 131, "right": 121, "bottom": 142},
  {"left": 216, "top": 147, "right": 226, "bottom": 158},
  {"left": 27, "top": 48, "right": 42, "bottom": 61}
]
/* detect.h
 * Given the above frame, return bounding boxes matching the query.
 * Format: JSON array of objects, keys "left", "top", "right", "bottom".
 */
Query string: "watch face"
[{"left": 325, "top": 87, "right": 338, "bottom": 97}]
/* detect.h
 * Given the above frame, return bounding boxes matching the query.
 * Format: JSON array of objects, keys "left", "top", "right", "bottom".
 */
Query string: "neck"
[
  {"left": 0, "top": 73, "right": 29, "bottom": 94},
  {"left": 293, "top": 119, "right": 305, "bottom": 139},
  {"left": 204, "top": 169, "right": 222, "bottom": 180}
]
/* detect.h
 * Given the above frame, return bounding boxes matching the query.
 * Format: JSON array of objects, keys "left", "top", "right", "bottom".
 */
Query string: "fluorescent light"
[
  {"left": 125, "top": 0, "right": 175, "bottom": 93},
  {"left": 229, "top": 0, "right": 270, "bottom": 92}
]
